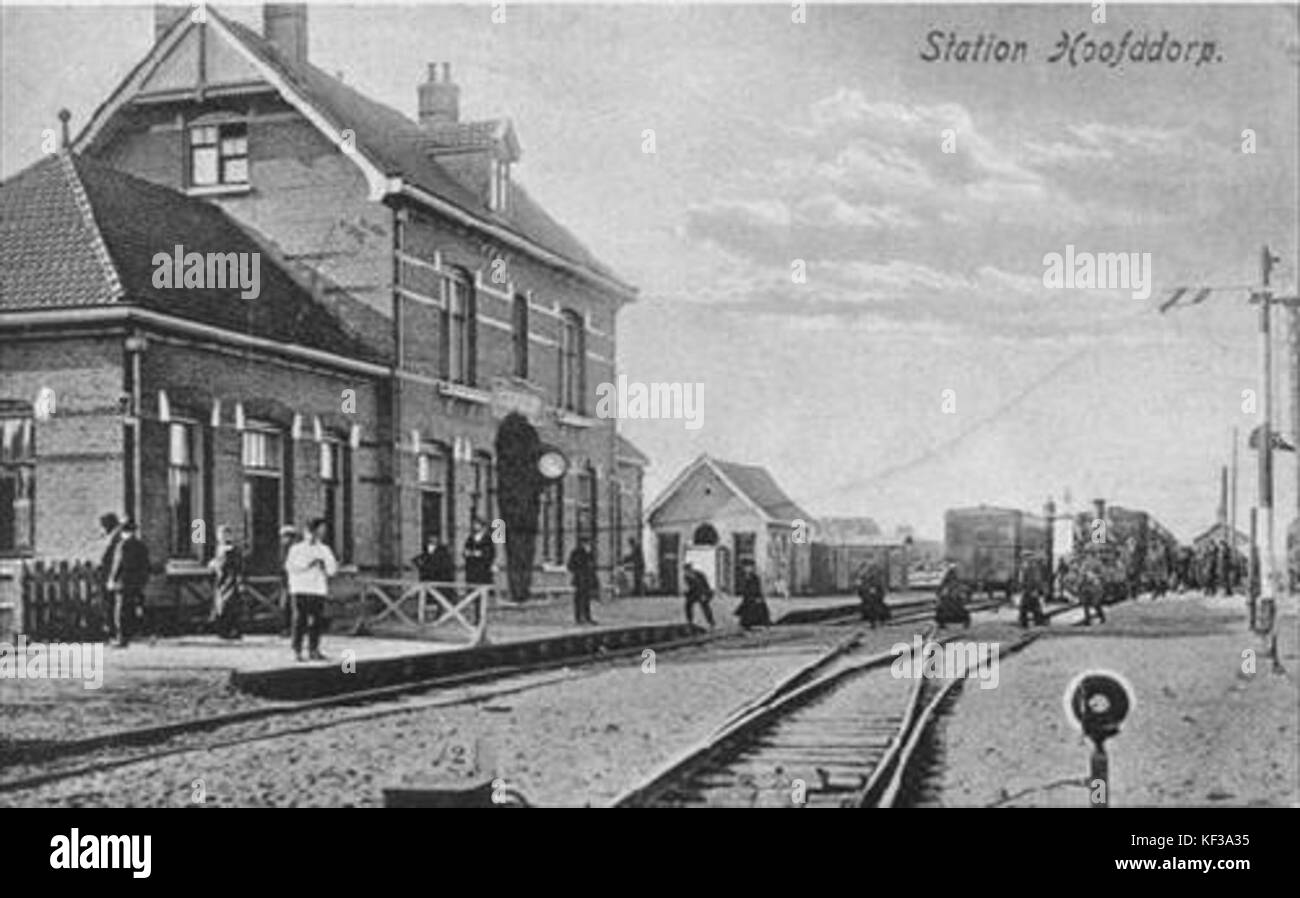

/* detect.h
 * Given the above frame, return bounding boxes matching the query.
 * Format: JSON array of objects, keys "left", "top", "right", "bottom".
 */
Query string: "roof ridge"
[{"left": 57, "top": 152, "right": 125, "bottom": 303}]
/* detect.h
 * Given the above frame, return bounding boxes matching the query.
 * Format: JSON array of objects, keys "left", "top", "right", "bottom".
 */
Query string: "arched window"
[
  {"left": 693, "top": 523, "right": 719, "bottom": 546},
  {"left": 512, "top": 294, "right": 529, "bottom": 379},
  {"left": 442, "top": 268, "right": 477, "bottom": 385}
]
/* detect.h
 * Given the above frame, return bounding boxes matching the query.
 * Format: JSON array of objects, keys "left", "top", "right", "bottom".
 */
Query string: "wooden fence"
[{"left": 18, "top": 560, "right": 106, "bottom": 642}]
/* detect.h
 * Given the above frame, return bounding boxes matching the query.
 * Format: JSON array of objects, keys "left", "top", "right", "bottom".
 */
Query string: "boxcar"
[{"left": 944, "top": 506, "right": 1047, "bottom": 599}]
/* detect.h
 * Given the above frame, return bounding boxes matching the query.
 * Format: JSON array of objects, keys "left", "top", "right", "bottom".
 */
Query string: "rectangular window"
[
  {"left": 512, "top": 295, "right": 529, "bottom": 379},
  {"left": 471, "top": 453, "right": 495, "bottom": 525},
  {"left": 320, "top": 440, "right": 340, "bottom": 558},
  {"left": 168, "top": 421, "right": 202, "bottom": 559},
  {"left": 419, "top": 450, "right": 454, "bottom": 549},
  {"left": 576, "top": 466, "right": 598, "bottom": 548},
  {"left": 241, "top": 429, "right": 283, "bottom": 470},
  {"left": 538, "top": 479, "right": 565, "bottom": 565},
  {"left": 560, "top": 310, "right": 586, "bottom": 413},
  {"left": 442, "top": 273, "right": 477, "bottom": 386},
  {"left": 190, "top": 122, "right": 248, "bottom": 187},
  {"left": 0, "top": 415, "right": 35, "bottom": 554}
]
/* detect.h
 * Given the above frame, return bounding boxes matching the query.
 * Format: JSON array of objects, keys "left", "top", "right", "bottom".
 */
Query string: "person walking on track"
[
  {"left": 735, "top": 558, "right": 772, "bottom": 629},
  {"left": 284, "top": 517, "right": 338, "bottom": 662},
  {"left": 682, "top": 562, "right": 716, "bottom": 629}
]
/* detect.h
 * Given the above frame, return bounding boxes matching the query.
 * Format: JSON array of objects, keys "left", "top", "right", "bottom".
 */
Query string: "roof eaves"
[{"left": 59, "top": 153, "right": 124, "bottom": 303}]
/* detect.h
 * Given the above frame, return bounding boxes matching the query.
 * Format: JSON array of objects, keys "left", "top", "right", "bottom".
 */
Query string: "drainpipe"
[
  {"left": 124, "top": 332, "right": 147, "bottom": 524},
  {"left": 390, "top": 205, "right": 407, "bottom": 576}
]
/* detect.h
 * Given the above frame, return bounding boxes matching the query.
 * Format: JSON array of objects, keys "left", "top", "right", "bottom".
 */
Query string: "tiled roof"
[
  {"left": 0, "top": 153, "right": 388, "bottom": 365},
  {"left": 216, "top": 11, "right": 627, "bottom": 290},
  {"left": 0, "top": 153, "right": 122, "bottom": 308},
  {"left": 712, "top": 458, "right": 812, "bottom": 523}
]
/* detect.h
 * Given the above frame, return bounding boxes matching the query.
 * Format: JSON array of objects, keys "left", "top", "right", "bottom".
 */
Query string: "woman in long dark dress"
[
  {"left": 735, "top": 560, "right": 771, "bottom": 629},
  {"left": 856, "top": 563, "right": 890, "bottom": 628},
  {"left": 934, "top": 566, "right": 971, "bottom": 628}
]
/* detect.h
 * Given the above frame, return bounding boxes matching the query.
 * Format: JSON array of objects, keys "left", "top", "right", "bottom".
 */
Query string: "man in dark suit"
[
  {"left": 567, "top": 538, "right": 599, "bottom": 625},
  {"left": 108, "top": 519, "right": 151, "bottom": 647}
]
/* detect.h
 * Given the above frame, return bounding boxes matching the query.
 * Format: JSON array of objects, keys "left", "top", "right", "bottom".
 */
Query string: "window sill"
[
  {"left": 186, "top": 183, "right": 252, "bottom": 198},
  {"left": 556, "top": 410, "right": 598, "bottom": 428},
  {"left": 439, "top": 382, "right": 492, "bottom": 404},
  {"left": 165, "top": 559, "right": 210, "bottom": 576},
  {"left": 540, "top": 563, "right": 568, "bottom": 574}
]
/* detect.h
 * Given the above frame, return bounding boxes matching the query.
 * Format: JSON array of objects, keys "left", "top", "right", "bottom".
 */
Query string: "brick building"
[
  {"left": 0, "top": 4, "right": 645, "bottom": 602},
  {"left": 646, "top": 455, "right": 813, "bottom": 597}
]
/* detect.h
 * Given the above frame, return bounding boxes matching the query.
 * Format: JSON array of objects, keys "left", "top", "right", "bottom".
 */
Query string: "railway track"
[{"left": 612, "top": 625, "right": 1043, "bottom": 808}]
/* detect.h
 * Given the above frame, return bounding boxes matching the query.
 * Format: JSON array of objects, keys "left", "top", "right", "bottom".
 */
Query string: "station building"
[{"left": 0, "top": 4, "right": 645, "bottom": 603}]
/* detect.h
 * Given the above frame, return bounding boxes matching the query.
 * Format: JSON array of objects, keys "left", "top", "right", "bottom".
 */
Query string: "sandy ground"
[
  {"left": 935, "top": 593, "right": 1299, "bottom": 807},
  {"left": 0, "top": 593, "right": 868, "bottom": 749}
]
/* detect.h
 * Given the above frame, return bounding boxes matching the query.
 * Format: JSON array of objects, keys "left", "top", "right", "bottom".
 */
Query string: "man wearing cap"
[{"left": 284, "top": 518, "right": 338, "bottom": 661}]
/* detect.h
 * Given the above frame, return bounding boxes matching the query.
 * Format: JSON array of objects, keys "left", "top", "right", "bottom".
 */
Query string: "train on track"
[
  {"left": 1070, "top": 500, "right": 1181, "bottom": 602},
  {"left": 943, "top": 506, "right": 1048, "bottom": 599},
  {"left": 944, "top": 500, "right": 1182, "bottom": 603}
]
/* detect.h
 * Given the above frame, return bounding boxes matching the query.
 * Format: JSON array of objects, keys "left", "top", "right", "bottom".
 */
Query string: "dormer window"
[
  {"left": 189, "top": 121, "right": 248, "bottom": 187},
  {"left": 489, "top": 158, "right": 510, "bottom": 212}
]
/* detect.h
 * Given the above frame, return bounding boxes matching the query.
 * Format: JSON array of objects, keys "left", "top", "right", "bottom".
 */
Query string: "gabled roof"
[
  {"left": 72, "top": 6, "right": 631, "bottom": 298},
  {"left": 646, "top": 454, "right": 812, "bottom": 525},
  {"left": 0, "top": 153, "right": 387, "bottom": 366}
]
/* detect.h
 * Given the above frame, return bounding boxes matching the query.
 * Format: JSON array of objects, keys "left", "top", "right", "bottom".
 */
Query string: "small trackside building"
[{"left": 645, "top": 454, "right": 813, "bottom": 597}]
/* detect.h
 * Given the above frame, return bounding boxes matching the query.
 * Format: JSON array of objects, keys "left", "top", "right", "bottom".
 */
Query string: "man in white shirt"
[{"left": 284, "top": 517, "right": 338, "bottom": 661}]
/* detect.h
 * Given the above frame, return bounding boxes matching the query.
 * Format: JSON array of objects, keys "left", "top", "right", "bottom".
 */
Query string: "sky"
[{"left": 2, "top": 2, "right": 1298, "bottom": 540}]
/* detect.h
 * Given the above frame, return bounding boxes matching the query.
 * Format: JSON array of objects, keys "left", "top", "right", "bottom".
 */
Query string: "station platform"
[{"left": 90, "top": 593, "right": 871, "bottom": 701}]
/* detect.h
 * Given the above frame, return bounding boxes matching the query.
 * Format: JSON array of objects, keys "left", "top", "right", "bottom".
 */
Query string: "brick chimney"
[
  {"left": 264, "top": 3, "right": 308, "bottom": 65},
  {"left": 153, "top": 4, "right": 190, "bottom": 43},
  {"left": 419, "top": 63, "right": 460, "bottom": 127}
]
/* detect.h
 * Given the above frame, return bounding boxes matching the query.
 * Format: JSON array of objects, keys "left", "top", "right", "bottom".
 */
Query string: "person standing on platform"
[
  {"left": 682, "top": 562, "right": 715, "bottom": 629},
  {"left": 97, "top": 512, "right": 123, "bottom": 641},
  {"left": 209, "top": 524, "right": 245, "bottom": 640},
  {"left": 463, "top": 518, "right": 496, "bottom": 586},
  {"left": 284, "top": 518, "right": 338, "bottom": 662},
  {"left": 107, "top": 520, "right": 151, "bottom": 647},
  {"left": 278, "top": 525, "right": 300, "bottom": 636},
  {"left": 567, "top": 537, "right": 599, "bottom": 625},
  {"left": 625, "top": 538, "right": 646, "bottom": 597},
  {"left": 412, "top": 537, "right": 455, "bottom": 583}
]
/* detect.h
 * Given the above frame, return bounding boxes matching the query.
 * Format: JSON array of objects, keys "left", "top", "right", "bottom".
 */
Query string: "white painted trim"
[
  {"left": 477, "top": 314, "right": 512, "bottom": 332},
  {"left": 397, "top": 285, "right": 444, "bottom": 309},
  {"left": 397, "top": 250, "right": 443, "bottom": 275},
  {"left": 0, "top": 306, "right": 390, "bottom": 378},
  {"left": 587, "top": 351, "right": 612, "bottom": 365},
  {"left": 529, "top": 333, "right": 559, "bottom": 348},
  {"left": 399, "top": 183, "right": 637, "bottom": 301},
  {"left": 439, "top": 382, "right": 492, "bottom": 404}
]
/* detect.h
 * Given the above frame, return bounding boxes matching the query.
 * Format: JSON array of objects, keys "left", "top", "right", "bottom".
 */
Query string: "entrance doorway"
[{"left": 657, "top": 532, "right": 680, "bottom": 594}]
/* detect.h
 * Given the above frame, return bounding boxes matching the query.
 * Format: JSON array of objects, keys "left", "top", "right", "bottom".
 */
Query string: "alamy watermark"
[
  {"left": 151, "top": 244, "right": 261, "bottom": 299},
  {"left": 0, "top": 636, "right": 104, "bottom": 690},
  {"left": 890, "top": 635, "right": 1000, "bottom": 689},
  {"left": 594, "top": 376, "right": 703, "bottom": 430},
  {"left": 1042, "top": 244, "right": 1152, "bottom": 300}
]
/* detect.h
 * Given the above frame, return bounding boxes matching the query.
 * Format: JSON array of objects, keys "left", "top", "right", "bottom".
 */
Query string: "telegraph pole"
[{"left": 1256, "top": 246, "right": 1283, "bottom": 660}]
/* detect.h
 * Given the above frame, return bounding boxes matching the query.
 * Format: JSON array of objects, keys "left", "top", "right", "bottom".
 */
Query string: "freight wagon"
[{"left": 943, "top": 506, "right": 1047, "bottom": 599}]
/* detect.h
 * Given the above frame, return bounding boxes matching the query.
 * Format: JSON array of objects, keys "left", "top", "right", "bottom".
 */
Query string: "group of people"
[
  {"left": 98, "top": 512, "right": 340, "bottom": 661},
  {"left": 675, "top": 558, "right": 772, "bottom": 630}
]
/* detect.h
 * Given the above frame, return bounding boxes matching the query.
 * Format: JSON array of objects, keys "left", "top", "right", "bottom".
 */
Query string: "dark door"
[
  {"left": 658, "top": 532, "right": 680, "bottom": 595},
  {"left": 733, "top": 531, "right": 756, "bottom": 587},
  {"left": 244, "top": 476, "right": 282, "bottom": 575}
]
